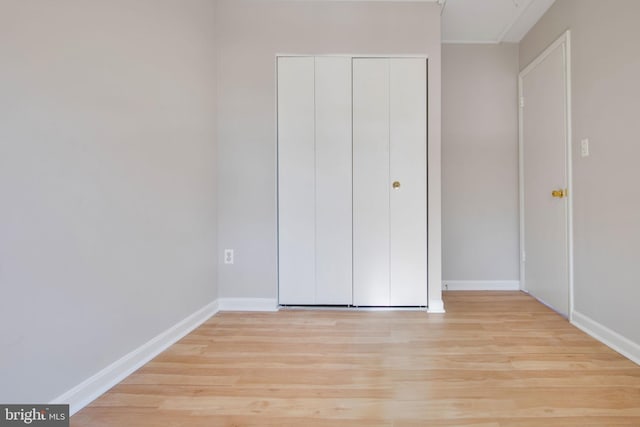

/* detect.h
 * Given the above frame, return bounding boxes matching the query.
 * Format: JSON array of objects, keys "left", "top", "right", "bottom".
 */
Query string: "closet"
[{"left": 277, "top": 56, "right": 427, "bottom": 307}]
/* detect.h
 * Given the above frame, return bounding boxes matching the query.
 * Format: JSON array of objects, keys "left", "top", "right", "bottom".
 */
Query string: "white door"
[
  {"left": 353, "top": 58, "right": 390, "bottom": 306},
  {"left": 277, "top": 56, "right": 352, "bottom": 305},
  {"left": 353, "top": 58, "right": 428, "bottom": 306},
  {"left": 277, "top": 57, "right": 315, "bottom": 305},
  {"left": 314, "top": 57, "right": 353, "bottom": 304},
  {"left": 389, "top": 58, "right": 428, "bottom": 306},
  {"left": 519, "top": 33, "right": 571, "bottom": 316}
]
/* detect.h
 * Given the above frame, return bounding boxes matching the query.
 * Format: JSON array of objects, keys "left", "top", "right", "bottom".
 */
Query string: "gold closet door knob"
[
  {"left": 392, "top": 181, "right": 401, "bottom": 189},
  {"left": 551, "top": 189, "right": 566, "bottom": 198}
]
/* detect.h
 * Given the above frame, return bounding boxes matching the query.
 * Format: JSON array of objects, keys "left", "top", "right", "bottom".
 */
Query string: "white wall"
[
  {"left": 215, "top": 0, "right": 442, "bottom": 306},
  {"left": 0, "top": 0, "right": 218, "bottom": 403},
  {"left": 520, "top": 0, "right": 640, "bottom": 347},
  {"left": 442, "top": 44, "right": 520, "bottom": 283}
]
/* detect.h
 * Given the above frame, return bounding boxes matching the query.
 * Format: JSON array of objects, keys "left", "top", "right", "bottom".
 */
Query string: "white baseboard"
[
  {"left": 427, "top": 299, "right": 445, "bottom": 313},
  {"left": 443, "top": 280, "right": 520, "bottom": 291},
  {"left": 218, "top": 298, "right": 278, "bottom": 312},
  {"left": 51, "top": 300, "right": 219, "bottom": 416},
  {"left": 571, "top": 311, "right": 640, "bottom": 366}
]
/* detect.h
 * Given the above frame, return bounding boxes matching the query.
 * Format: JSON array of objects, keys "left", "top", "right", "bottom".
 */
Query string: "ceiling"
[
  {"left": 440, "top": 0, "right": 557, "bottom": 43},
  {"left": 265, "top": 0, "right": 555, "bottom": 44}
]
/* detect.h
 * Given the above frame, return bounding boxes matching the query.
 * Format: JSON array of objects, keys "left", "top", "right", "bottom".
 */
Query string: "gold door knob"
[
  {"left": 551, "top": 189, "right": 566, "bottom": 198},
  {"left": 392, "top": 181, "right": 401, "bottom": 189}
]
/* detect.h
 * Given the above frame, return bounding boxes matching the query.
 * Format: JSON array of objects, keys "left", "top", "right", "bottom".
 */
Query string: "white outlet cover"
[{"left": 224, "top": 249, "right": 234, "bottom": 264}]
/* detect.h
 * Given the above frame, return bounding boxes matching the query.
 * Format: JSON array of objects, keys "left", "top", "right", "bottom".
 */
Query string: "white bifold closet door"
[
  {"left": 353, "top": 58, "right": 428, "bottom": 306},
  {"left": 277, "top": 56, "right": 352, "bottom": 305}
]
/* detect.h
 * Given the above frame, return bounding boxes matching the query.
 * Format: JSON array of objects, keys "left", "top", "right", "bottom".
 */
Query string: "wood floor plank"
[{"left": 72, "top": 291, "right": 640, "bottom": 426}]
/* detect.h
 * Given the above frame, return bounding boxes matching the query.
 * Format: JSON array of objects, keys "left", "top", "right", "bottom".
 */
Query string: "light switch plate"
[{"left": 581, "top": 138, "right": 590, "bottom": 157}]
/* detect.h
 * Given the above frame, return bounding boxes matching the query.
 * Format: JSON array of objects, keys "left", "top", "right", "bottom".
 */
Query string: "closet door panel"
[
  {"left": 277, "top": 57, "right": 316, "bottom": 305},
  {"left": 353, "top": 58, "right": 390, "bottom": 306},
  {"left": 315, "top": 57, "right": 353, "bottom": 305},
  {"left": 389, "top": 58, "right": 428, "bottom": 306}
]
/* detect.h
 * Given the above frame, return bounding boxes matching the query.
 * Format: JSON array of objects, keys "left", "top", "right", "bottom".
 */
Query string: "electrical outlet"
[{"left": 224, "top": 249, "right": 234, "bottom": 264}]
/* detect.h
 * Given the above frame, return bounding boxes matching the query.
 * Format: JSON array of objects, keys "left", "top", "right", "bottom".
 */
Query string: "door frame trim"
[{"left": 518, "top": 30, "right": 573, "bottom": 320}]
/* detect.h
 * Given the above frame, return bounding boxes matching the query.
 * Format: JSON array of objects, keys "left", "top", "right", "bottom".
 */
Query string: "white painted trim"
[
  {"left": 496, "top": 0, "right": 537, "bottom": 43},
  {"left": 260, "top": 0, "right": 440, "bottom": 2},
  {"left": 441, "top": 40, "right": 501, "bottom": 45},
  {"left": 518, "top": 30, "right": 573, "bottom": 319},
  {"left": 443, "top": 280, "right": 520, "bottom": 291},
  {"left": 218, "top": 298, "right": 279, "bottom": 312},
  {"left": 501, "top": 0, "right": 557, "bottom": 43},
  {"left": 565, "top": 33, "right": 574, "bottom": 321},
  {"left": 51, "top": 300, "right": 219, "bottom": 416},
  {"left": 572, "top": 311, "right": 640, "bottom": 366},
  {"left": 282, "top": 306, "right": 427, "bottom": 311},
  {"left": 519, "top": 30, "right": 570, "bottom": 79},
  {"left": 427, "top": 299, "right": 445, "bottom": 313},
  {"left": 518, "top": 49, "right": 525, "bottom": 300},
  {"left": 276, "top": 54, "right": 429, "bottom": 58}
]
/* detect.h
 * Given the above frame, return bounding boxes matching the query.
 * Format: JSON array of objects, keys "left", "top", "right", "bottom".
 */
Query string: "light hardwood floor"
[{"left": 72, "top": 292, "right": 640, "bottom": 426}]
